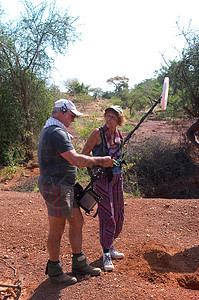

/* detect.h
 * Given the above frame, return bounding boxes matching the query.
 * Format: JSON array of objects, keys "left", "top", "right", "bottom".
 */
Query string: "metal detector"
[{"left": 75, "top": 77, "right": 169, "bottom": 215}]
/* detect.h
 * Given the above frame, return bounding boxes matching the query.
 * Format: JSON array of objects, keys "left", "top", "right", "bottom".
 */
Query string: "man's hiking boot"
[
  {"left": 45, "top": 260, "right": 77, "bottom": 285},
  {"left": 72, "top": 264, "right": 101, "bottom": 276},
  {"left": 49, "top": 273, "right": 77, "bottom": 285},
  {"left": 72, "top": 253, "right": 101, "bottom": 276}
]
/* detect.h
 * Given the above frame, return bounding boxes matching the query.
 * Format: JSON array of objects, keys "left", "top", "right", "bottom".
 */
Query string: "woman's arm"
[
  {"left": 82, "top": 128, "right": 101, "bottom": 155},
  {"left": 186, "top": 118, "right": 199, "bottom": 148}
]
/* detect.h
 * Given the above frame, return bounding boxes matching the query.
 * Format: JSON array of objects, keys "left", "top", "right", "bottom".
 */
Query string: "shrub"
[
  {"left": 110, "top": 96, "right": 122, "bottom": 106},
  {"left": 74, "top": 115, "right": 102, "bottom": 143},
  {"left": 123, "top": 137, "right": 199, "bottom": 198}
]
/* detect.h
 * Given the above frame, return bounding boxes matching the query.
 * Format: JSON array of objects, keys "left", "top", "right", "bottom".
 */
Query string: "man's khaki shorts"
[{"left": 38, "top": 177, "right": 78, "bottom": 218}]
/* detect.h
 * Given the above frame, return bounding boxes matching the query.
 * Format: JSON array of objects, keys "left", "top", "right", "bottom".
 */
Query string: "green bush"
[
  {"left": 75, "top": 115, "right": 102, "bottom": 143},
  {"left": 76, "top": 167, "right": 90, "bottom": 185},
  {"left": 99, "top": 101, "right": 112, "bottom": 112},
  {"left": 75, "top": 94, "right": 93, "bottom": 106},
  {"left": 123, "top": 137, "right": 199, "bottom": 198},
  {"left": 110, "top": 96, "right": 122, "bottom": 106}
]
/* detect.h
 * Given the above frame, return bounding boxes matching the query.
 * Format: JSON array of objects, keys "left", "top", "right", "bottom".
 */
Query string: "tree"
[
  {"left": 128, "top": 79, "right": 162, "bottom": 116},
  {"left": 106, "top": 76, "right": 129, "bottom": 93},
  {"left": 88, "top": 87, "right": 103, "bottom": 99},
  {"left": 0, "top": 0, "right": 79, "bottom": 161},
  {"left": 106, "top": 76, "right": 130, "bottom": 108},
  {"left": 63, "top": 78, "right": 90, "bottom": 95},
  {"left": 157, "top": 21, "right": 199, "bottom": 118}
]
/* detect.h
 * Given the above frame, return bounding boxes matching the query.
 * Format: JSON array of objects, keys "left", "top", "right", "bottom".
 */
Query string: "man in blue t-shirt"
[{"left": 38, "top": 99, "right": 115, "bottom": 285}]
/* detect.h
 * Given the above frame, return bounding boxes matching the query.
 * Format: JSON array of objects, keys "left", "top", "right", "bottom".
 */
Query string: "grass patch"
[{"left": 0, "top": 166, "right": 18, "bottom": 181}]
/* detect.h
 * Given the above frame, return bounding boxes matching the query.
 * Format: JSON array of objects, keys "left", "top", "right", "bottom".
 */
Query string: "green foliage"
[
  {"left": 0, "top": 74, "right": 57, "bottom": 165},
  {"left": 29, "top": 80, "right": 59, "bottom": 136},
  {"left": 89, "top": 87, "right": 104, "bottom": 99},
  {"left": 157, "top": 22, "right": 199, "bottom": 118},
  {"left": 0, "top": 0, "right": 79, "bottom": 164},
  {"left": 110, "top": 96, "right": 122, "bottom": 106},
  {"left": 64, "top": 79, "right": 90, "bottom": 95},
  {"left": 106, "top": 77, "right": 165, "bottom": 117},
  {"left": 76, "top": 167, "right": 90, "bottom": 184},
  {"left": 106, "top": 76, "right": 129, "bottom": 93},
  {"left": 98, "top": 101, "right": 112, "bottom": 111},
  {"left": 75, "top": 93, "right": 93, "bottom": 105},
  {"left": 120, "top": 123, "right": 134, "bottom": 132},
  {"left": 0, "top": 75, "right": 27, "bottom": 164},
  {"left": 129, "top": 78, "right": 163, "bottom": 114},
  {"left": 102, "top": 91, "right": 114, "bottom": 99},
  {"left": 116, "top": 89, "right": 131, "bottom": 108},
  {"left": 75, "top": 115, "right": 102, "bottom": 142},
  {"left": 106, "top": 76, "right": 130, "bottom": 108},
  {"left": 0, "top": 166, "right": 18, "bottom": 180},
  {"left": 34, "top": 185, "right": 40, "bottom": 193},
  {"left": 21, "top": 168, "right": 26, "bottom": 177}
]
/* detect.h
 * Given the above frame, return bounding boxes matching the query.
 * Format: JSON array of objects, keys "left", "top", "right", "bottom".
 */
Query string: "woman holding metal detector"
[{"left": 82, "top": 105, "right": 126, "bottom": 272}]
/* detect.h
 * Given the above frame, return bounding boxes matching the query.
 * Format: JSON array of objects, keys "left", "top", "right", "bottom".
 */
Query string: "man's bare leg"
[
  {"left": 67, "top": 207, "right": 84, "bottom": 253},
  {"left": 47, "top": 216, "right": 66, "bottom": 261},
  {"left": 68, "top": 207, "right": 101, "bottom": 276},
  {"left": 46, "top": 215, "right": 77, "bottom": 284}
]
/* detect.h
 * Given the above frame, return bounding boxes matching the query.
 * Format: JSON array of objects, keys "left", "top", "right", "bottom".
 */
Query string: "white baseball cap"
[{"left": 54, "top": 99, "right": 83, "bottom": 116}]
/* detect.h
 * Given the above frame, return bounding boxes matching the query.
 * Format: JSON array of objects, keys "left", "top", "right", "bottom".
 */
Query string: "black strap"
[
  {"left": 98, "top": 126, "right": 113, "bottom": 182},
  {"left": 98, "top": 126, "right": 108, "bottom": 156}
]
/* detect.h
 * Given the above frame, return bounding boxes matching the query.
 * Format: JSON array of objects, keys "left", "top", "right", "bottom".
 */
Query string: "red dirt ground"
[{"left": 0, "top": 118, "right": 199, "bottom": 300}]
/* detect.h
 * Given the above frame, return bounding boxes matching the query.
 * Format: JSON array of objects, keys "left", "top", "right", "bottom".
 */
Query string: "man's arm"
[
  {"left": 186, "top": 118, "right": 199, "bottom": 148},
  {"left": 61, "top": 149, "right": 115, "bottom": 167}
]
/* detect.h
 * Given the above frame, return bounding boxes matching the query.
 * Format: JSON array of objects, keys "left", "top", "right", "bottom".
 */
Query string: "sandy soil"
[
  {"left": 1, "top": 118, "right": 199, "bottom": 300},
  {"left": 1, "top": 191, "right": 199, "bottom": 300}
]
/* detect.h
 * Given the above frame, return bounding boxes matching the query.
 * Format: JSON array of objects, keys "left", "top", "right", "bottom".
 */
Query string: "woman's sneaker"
[
  {"left": 103, "top": 253, "right": 114, "bottom": 272},
  {"left": 110, "top": 247, "right": 124, "bottom": 259}
]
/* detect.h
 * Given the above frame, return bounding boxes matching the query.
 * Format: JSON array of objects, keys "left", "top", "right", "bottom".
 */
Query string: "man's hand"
[
  {"left": 61, "top": 149, "right": 115, "bottom": 168},
  {"left": 100, "top": 156, "right": 115, "bottom": 167}
]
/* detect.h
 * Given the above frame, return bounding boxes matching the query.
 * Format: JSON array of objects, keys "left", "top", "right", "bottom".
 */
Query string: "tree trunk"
[{"left": 22, "top": 82, "right": 34, "bottom": 161}]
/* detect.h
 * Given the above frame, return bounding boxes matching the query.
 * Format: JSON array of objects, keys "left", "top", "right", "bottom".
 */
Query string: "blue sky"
[{"left": 1, "top": 0, "right": 199, "bottom": 91}]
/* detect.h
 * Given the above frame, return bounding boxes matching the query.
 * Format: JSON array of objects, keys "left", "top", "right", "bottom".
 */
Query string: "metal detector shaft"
[{"left": 111, "top": 97, "right": 161, "bottom": 158}]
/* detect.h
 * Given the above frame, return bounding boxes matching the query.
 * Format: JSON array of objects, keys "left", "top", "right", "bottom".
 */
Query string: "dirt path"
[
  {"left": 1, "top": 118, "right": 199, "bottom": 299},
  {"left": 1, "top": 191, "right": 199, "bottom": 300}
]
